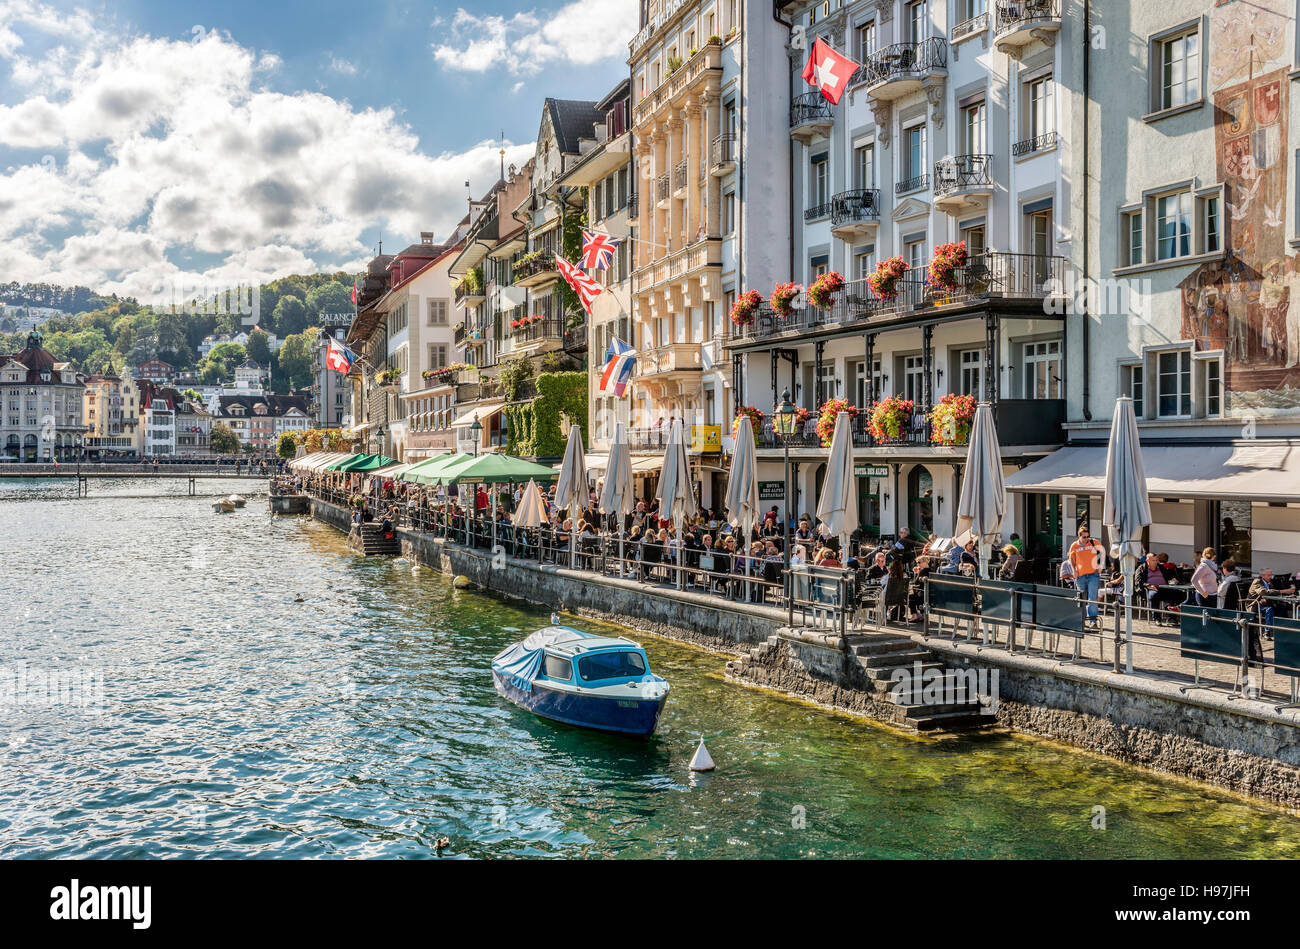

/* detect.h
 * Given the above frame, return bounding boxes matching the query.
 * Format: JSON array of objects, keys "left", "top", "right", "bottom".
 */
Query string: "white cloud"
[
  {"left": 432, "top": 0, "right": 636, "bottom": 76},
  {"left": 0, "top": 7, "right": 534, "bottom": 301},
  {"left": 327, "top": 55, "right": 357, "bottom": 76}
]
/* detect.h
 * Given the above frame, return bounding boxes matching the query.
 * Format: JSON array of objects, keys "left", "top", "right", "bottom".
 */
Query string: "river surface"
[{"left": 2, "top": 477, "right": 1299, "bottom": 858}]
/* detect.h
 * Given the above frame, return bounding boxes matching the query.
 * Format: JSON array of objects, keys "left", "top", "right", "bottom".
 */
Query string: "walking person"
[
  {"left": 1190, "top": 547, "right": 1220, "bottom": 609},
  {"left": 1068, "top": 524, "right": 1106, "bottom": 629}
]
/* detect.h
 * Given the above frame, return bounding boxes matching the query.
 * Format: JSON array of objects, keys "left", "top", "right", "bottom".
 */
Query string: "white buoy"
[{"left": 689, "top": 737, "right": 715, "bottom": 772}]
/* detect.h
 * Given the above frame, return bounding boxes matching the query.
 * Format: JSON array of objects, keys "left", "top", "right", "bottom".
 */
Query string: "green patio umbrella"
[
  {"left": 395, "top": 453, "right": 453, "bottom": 483},
  {"left": 324, "top": 452, "right": 366, "bottom": 471},
  {"left": 337, "top": 453, "right": 397, "bottom": 472},
  {"left": 443, "top": 454, "right": 559, "bottom": 486},
  {"left": 403, "top": 453, "right": 477, "bottom": 486}
]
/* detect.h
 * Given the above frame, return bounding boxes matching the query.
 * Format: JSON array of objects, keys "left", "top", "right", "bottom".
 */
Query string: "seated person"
[
  {"left": 1136, "top": 552, "right": 1183, "bottom": 621},
  {"left": 1247, "top": 568, "right": 1296, "bottom": 632}
]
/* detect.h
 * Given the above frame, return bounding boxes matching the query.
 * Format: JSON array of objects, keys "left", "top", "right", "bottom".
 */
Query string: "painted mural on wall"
[{"left": 1179, "top": 0, "right": 1300, "bottom": 411}]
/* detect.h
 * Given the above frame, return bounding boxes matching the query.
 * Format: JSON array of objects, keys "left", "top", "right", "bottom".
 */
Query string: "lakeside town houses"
[{"left": 334, "top": 0, "right": 1300, "bottom": 574}]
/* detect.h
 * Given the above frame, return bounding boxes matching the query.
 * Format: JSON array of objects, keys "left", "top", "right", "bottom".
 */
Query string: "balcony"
[
  {"left": 656, "top": 173, "right": 670, "bottom": 205},
  {"left": 862, "top": 38, "right": 948, "bottom": 101},
  {"left": 454, "top": 323, "right": 466, "bottom": 346},
  {"left": 513, "top": 252, "right": 558, "bottom": 289},
  {"left": 789, "top": 92, "right": 834, "bottom": 143},
  {"left": 454, "top": 271, "right": 485, "bottom": 309},
  {"left": 804, "top": 201, "right": 832, "bottom": 222},
  {"left": 951, "top": 12, "right": 988, "bottom": 42},
  {"left": 510, "top": 317, "right": 564, "bottom": 351},
  {"left": 1012, "top": 131, "right": 1058, "bottom": 158},
  {"left": 673, "top": 159, "right": 688, "bottom": 197},
  {"left": 634, "top": 342, "right": 703, "bottom": 382},
  {"left": 830, "top": 189, "right": 881, "bottom": 240},
  {"left": 710, "top": 134, "right": 736, "bottom": 176},
  {"left": 993, "top": 0, "right": 1062, "bottom": 57},
  {"left": 932, "top": 154, "right": 994, "bottom": 212},
  {"left": 563, "top": 322, "right": 588, "bottom": 355}
]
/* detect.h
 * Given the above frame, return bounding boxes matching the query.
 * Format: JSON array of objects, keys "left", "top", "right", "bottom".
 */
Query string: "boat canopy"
[{"left": 491, "top": 626, "right": 589, "bottom": 692}]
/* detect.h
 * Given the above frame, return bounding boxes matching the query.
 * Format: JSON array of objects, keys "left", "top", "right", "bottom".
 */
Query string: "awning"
[
  {"left": 583, "top": 452, "right": 609, "bottom": 471},
  {"left": 631, "top": 457, "right": 662, "bottom": 474},
  {"left": 451, "top": 401, "right": 505, "bottom": 428},
  {"left": 1005, "top": 444, "right": 1300, "bottom": 502}
]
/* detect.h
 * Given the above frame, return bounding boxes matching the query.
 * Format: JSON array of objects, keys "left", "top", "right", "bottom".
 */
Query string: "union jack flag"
[
  {"left": 555, "top": 254, "right": 603, "bottom": 315},
  {"left": 580, "top": 229, "right": 620, "bottom": 270}
]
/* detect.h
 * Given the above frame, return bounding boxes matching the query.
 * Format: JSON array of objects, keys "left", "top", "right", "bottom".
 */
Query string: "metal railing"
[
  {"left": 830, "top": 189, "right": 881, "bottom": 226},
  {"left": 711, "top": 133, "right": 736, "bottom": 167},
  {"left": 895, "top": 173, "right": 928, "bottom": 195},
  {"left": 994, "top": 0, "right": 1061, "bottom": 35},
  {"left": 952, "top": 12, "right": 988, "bottom": 41},
  {"left": 563, "top": 324, "right": 588, "bottom": 352},
  {"left": 512, "top": 253, "right": 556, "bottom": 284},
  {"left": 673, "top": 159, "right": 688, "bottom": 192},
  {"left": 1011, "top": 131, "right": 1058, "bottom": 157},
  {"left": 933, "top": 154, "right": 993, "bottom": 198},
  {"left": 656, "top": 174, "right": 670, "bottom": 202},
  {"left": 510, "top": 318, "right": 564, "bottom": 344},
  {"left": 790, "top": 91, "right": 834, "bottom": 130},
  {"left": 804, "top": 201, "right": 832, "bottom": 221},
  {"left": 861, "top": 38, "right": 948, "bottom": 88}
]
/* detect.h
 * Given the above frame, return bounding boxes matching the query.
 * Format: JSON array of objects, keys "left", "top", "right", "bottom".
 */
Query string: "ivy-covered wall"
[{"left": 503, "top": 370, "right": 588, "bottom": 460}]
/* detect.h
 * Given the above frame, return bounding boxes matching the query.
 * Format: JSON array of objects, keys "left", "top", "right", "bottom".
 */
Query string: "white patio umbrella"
[
  {"left": 815, "top": 411, "right": 858, "bottom": 561},
  {"left": 513, "top": 478, "right": 549, "bottom": 563},
  {"left": 600, "top": 422, "right": 635, "bottom": 572},
  {"left": 655, "top": 418, "right": 698, "bottom": 590},
  {"left": 554, "top": 424, "right": 587, "bottom": 569},
  {"left": 1102, "top": 396, "right": 1152, "bottom": 674},
  {"left": 954, "top": 402, "right": 1006, "bottom": 580},
  {"left": 726, "top": 414, "right": 761, "bottom": 599}
]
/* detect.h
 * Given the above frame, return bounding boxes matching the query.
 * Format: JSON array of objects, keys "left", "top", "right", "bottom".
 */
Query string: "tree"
[
  {"left": 271, "top": 295, "right": 308, "bottom": 337},
  {"left": 210, "top": 424, "right": 240, "bottom": 454},
  {"left": 245, "top": 329, "right": 273, "bottom": 367},
  {"left": 305, "top": 282, "right": 353, "bottom": 325},
  {"left": 277, "top": 328, "right": 316, "bottom": 389},
  {"left": 182, "top": 388, "right": 203, "bottom": 403},
  {"left": 277, "top": 431, "right": 301, "bottom": 459}
]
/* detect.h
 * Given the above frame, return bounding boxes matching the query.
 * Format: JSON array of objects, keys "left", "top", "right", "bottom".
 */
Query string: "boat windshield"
[{"left": 578, "top": 650, "right": 646, "bottom": 683}]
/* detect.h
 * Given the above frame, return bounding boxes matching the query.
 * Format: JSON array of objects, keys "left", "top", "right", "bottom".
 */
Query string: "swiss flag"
[
  {"left": 801, "top": 37, "right": 858, "bottom": 106},
  {"left": 326, "top": 337, "right": 356, "bottom": 373}
]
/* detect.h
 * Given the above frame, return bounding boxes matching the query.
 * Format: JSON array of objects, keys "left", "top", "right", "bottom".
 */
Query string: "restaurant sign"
[
  {"left": 854, "top": 464, "right": 889, "bottom": 478},
  {"left": 758, "top": 481, "right": 785, "bottom": 501}
]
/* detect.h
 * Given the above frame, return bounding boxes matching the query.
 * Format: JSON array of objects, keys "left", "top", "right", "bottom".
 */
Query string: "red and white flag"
[
  {"left": 555, "top": 255, "right": 603, "bottom": 315},
  {"left": 801, "top": 37, "right": 858, "bottom": 106}
]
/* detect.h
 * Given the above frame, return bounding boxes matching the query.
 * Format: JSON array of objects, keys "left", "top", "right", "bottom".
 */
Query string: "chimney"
[{"left": 421, "top": 231, "right": 434, "bottom": 245}]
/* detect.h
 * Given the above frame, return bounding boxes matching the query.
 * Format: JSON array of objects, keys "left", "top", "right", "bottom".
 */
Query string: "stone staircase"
[
  {"left": 850, "top": 633, "right": 995, "bottom": 732},
  {"left": 347, "top": 523, "right": 402, "bottom": 556}
]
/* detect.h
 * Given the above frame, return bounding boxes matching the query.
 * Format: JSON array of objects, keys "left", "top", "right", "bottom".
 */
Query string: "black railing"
[
  {"left": 896, "top": 173, "right": 928, "bottom": 195},
  {"left": 804, "top": 201, "right": 832, "bottom": 221},
  {"left": 862, "top": 38, "right": 948, "bottom": 88},
  {"left": 831, "top": 188, "right": 881, "bottom": 226},
  {"left": 628, "top": 189, "right": 638, "bottom": 216},
  {"left": 933, "top": 154, "right": 993, "bottom": 198},
  {"left": 656, "top": 174, "right": 670, "bottom": 202},
  {"left": 711, "top": 133, "right": 736, "bottom": 167},
  {"left": 790, "top": 91, "right": 834, "bottom": 130},
  {"left": 952, "top": 12, "right": 988, "bottom": 41},
  {"left": 511, "top": 318, "right": 564, "bottom": 345},
  {"left": 1012, "top": 131, "right": 1058, "bottom": 157},
  {"left": 563, "top": 324, "right": 588, "bottom": 353},
  {"left": 512, "top": 253, "right": 556, "bottom": 283},
  {"left": 994, "top": 0, "right": 1061, "bottom": 36},
  {"left": 673, "top": 159, "right": 688, "bottom": 192},
  {"left": 454, "top": 324, "right": 466, "bottom": 345}
]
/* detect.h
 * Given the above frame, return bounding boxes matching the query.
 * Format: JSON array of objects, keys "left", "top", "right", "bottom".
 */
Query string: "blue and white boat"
[{"left": 491, "top": 618, "right": 670, "bottom": 736}]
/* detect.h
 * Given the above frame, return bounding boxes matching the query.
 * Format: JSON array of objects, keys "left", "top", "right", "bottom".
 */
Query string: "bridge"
[{"left": 0, "top": 462, "right": 274, "bottom": 496}]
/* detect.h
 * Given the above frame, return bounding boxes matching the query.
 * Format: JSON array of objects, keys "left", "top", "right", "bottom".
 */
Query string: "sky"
[{"left": 0, "top": 0, "right": 636, "bottom": 303}]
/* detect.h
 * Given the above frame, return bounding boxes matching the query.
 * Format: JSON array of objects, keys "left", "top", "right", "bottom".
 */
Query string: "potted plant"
[
  {"left": 771, "top": 281, "right": 802, "bottom": 318},
  {"left": 815, "top": 398, "right": 858, "bottom": 447},
  {"left": 867, "top": 397, "right": 915, "bottom": 442},
  {"left": 867, "top": 256, "right": 909, "bottom": 300},
  {"left": 729, "top": 289, "right": 764, "bottom": 327},
  {"left": 422, "top": 362, "right": 473, "bottom": 385},
  {"left": 688, "top": 46, "right": 699, "bottom": 57},
  {"left": 929, "top": 393, "right": 977, "bottom": 446},
  {"left": 707, "top": 34, "right": 722, "bottom": 45},
  {"left": 732, "top": 405, "right": 765, "bottom": 442},
  {"left": 807, "top": 270, "right": 845, "bottom": 309},
  {"left": 926, "top": 241, "right": 968, "bottom": 295},
  {"left": 376, "top": 367, "right": 402, "bottom": 386},
  {"left": 667, "top": 54, "right": 682, "bottom": 74}
]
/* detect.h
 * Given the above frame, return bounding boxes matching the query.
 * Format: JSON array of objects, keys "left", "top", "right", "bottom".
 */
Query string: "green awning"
[
  {"left": 444, "top": 453, "right": 559, "bottom": 485},
  {"left": 333, "top": 453, "right": 397, "bottom": 472},
  {"left": 400, "top": 453, "right": 477, "bottom": 485},
  {"left": 324, "top": 452, "right": 366, "bottom": 471},
  {"left": 397, "top": 453, "right": 455, "bottom": 484}
]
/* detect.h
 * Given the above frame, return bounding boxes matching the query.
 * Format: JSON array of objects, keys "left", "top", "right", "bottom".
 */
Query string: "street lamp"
[
  {"left": 469, "top": 416, "right": 482, "bottom": 457},
  {"left": 774, "top": 388, "right": 799, "bottom": 619}
]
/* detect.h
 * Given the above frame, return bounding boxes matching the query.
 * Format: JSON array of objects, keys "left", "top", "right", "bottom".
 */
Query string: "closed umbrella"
[
  {"left": 954, "top": 402, "right": 1006, "bottom": 580},
  {"left": 513, "top": 478, "right": 549, "bottom": 563},
  {"left": 600, "top": 422, "right": 635, "bottom": 574},
  {"left": 1102, "top": 396, "right": 1152, "bottom": 674},
  {"left": 655, "top": 418, "right": 697, "bottom": 590},
  {"left": 815, "top": 411, "right": 858, "bottom": 561},
  {"left": 726, "top": 414, "right": 761, "bottom": 600},
  {"left": 554, "top": 425, "right": 587, "bottom": 569}
]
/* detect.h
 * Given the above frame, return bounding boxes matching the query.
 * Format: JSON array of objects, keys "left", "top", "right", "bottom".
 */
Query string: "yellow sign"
[{"left": 691, "top": 424, "right": 722, "bottom": 453}]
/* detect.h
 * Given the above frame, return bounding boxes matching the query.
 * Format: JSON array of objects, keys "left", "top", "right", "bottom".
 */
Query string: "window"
[
  {"left": 1156, "top": 349, "right": 1192, "bottom": 417},
  {"left": 427, "top": 299, "right": 449, "bottom": 325},
  {"left": 428, "top": 344, "right": 448, "bottom": 370},
  {"left": 904, "top": 238, "right": 926, "bottom": 272},
  {"left": 902, "top": 124, "right": 926, "bottom": 185},
  {"left": 1198, "top": 355, "right": 1222, "bottom": 417},
  {"left": 593, "top": 181, "right": 604, "bottom": 220},
  {"left": 1027, "top": 75, "right": 1054, "bottom": 139},
  {"left": 962, "top": 101, "right": 986, "bottom": 154},
  {"left": 542, "top": 655, "right": 572, "bottom": 680},
  {"left": 959, "top": 0, "right": 986, "bottom": 21},
  {"left": 1121, "top": 363, "right": 1144, "bottom": 416},
  {"left": 1156, "top": 190, "right": 1192, "bottom": 260},
  {"left": 1028, "top": 208, "right": 1052, "bottom": 258},
  {"left": 907, "top": 0, "right": 927, "bottom": 44},
  {"left": 903, "top": 355, "right": 925, "bottom": 403},
  {"left": 853, "top": 246, "right": 875, "bottom": 281},
  {"left": 854, "top": 143, "right": 875, "bottom": 190},
  {"left": 959, "top": 349, "right": 983, "bottom": 397},
  {"left": 810, "top": 256, "right": 829, "bottom": 281},
  {"left": 1157, "top": 27, "right": 1201, "bottom": 110},
  {"left": 724, "top": 191, "right": 736, "bottom": 233},
  {"left": 1122, "top": 209, "right": 1143, "bottom": 266},
  {"left": 1200, "top": 191, "right": 1220, "bottom": 254},
  {"left": 811, "top": 154, "right": 829, "bottom": 207},
  {"left": 1023, "top": 340, "right": 1061, "bottom": 398},
  {"left": 960, "top": 222, "right": 985, "bottom": 258},
  {"left": 855, "top": 20, "right": 876, "bottom": 62}
]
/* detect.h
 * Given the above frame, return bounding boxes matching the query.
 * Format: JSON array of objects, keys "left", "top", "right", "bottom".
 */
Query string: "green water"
[{"left": 1, "top": 478, "right": 1297, "bottom": 858}]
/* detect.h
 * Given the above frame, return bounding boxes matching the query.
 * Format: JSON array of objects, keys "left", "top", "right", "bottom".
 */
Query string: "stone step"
[
  {"left": 906, "top": 709, "right": 996, "bottom": 732},
  {"left": 857, "top": 649, "right": 933, "bottom": 669},
  {"left": 862, "top": 660, "right": 945, "bottom": 681},
  {"left": 852, "top": 638, "right": 920, "bottom": 657}
]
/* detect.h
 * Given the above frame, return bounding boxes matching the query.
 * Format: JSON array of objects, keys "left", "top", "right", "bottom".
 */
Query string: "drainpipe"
[
  {"left": 1081, "top": 0, "right": 1092, "bottom": 422},
  {"left": 775, "top": 3, "right": 794, "bottom": 285}
]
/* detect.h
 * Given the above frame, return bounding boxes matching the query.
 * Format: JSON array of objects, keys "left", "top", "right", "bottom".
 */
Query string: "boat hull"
[{"left": 492, "top": 671, "right": 667, "bottom": 736}]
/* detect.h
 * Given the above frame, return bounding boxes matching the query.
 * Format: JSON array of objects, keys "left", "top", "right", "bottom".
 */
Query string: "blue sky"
[{"left": 0, "top": 0, "right": 634, "bottom": 301}]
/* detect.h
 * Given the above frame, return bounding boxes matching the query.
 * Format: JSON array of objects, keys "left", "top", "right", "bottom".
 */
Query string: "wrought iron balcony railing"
[
  {"left": 830, "top": 189, "right": 881, "bottom": 226},
  {"left": 673, "top": 159, "right": 688, "bottom": 192},
  {"left": 932, "top": 154, "right": 993, "bottom": 197},
  {"left": 994, "top": 0, "right": 1061, "bottom": 36},
  {"left": 896, "top": 173, "right": 928, "bottom": 195},
  {"left": 789, "top": 91, "right": 834, "bottom": 130},
  {"left": 804, "top": 201, "right": 832, "bottom": 222},
  {"left": 861, "top": 38, "right": 948, "bottom": 88},
  {"left": 656, "top": 174, "right": 670, "bottom": 202},
  {"left": 711, "top": 133, "right": 736, "bottom": 167},
  {"left": 952, "top": 13, "right": 988, "bottom": 41},
  {"left": 1011, "top": 131, "right": 1058, "bottom": 157}
]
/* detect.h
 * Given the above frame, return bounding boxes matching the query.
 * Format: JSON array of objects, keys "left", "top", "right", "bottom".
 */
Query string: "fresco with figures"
[{"left": 1179, "top": 0, "right": 1300, "bottom": 413}]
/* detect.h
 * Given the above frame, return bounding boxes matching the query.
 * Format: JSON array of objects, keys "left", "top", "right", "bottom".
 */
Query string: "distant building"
[
  {"left": 134, "top": 359, "right": 175, "bottom": 384},
  {"left": 214, "top": 393, "right": 311, "bottom": 453},
  {"left": 312, "top": 328, "right": 351, "bottom": 429},
  {"left": 0, "top": 331, "right": 86, "bottom": 461},
  {"left": 198, "top": 327, "right": 281, "bottom": 358},
  {"left": 83, "top": 373, "right": 134, "bottom": 457}
]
